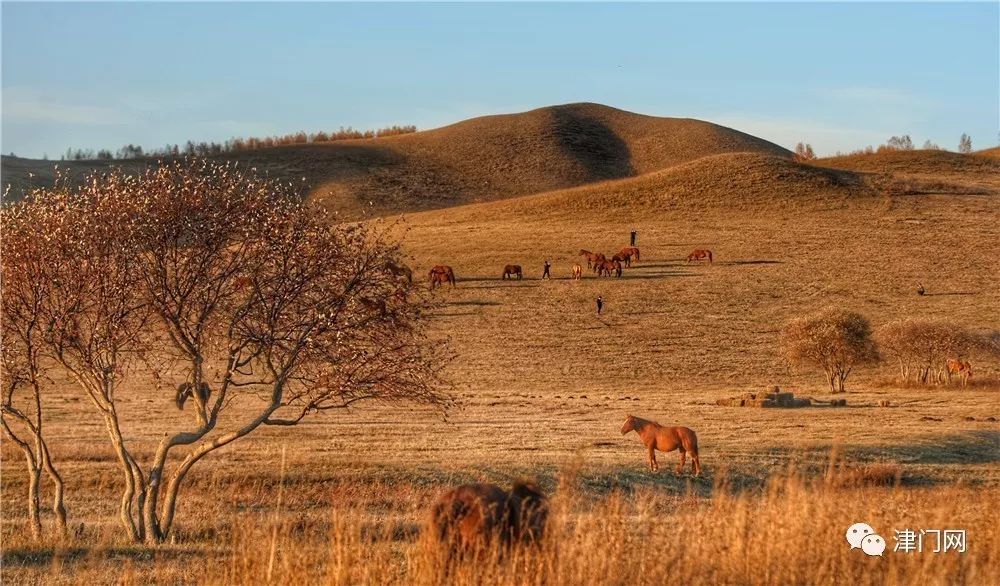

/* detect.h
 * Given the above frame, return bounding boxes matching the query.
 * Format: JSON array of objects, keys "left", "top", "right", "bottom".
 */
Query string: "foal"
[{"left": 621, "top": 414, "right": 701, "bottom": 475}]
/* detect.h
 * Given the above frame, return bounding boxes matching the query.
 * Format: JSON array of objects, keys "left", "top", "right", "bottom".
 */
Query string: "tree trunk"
[
  {"left": 102, "top": 409, "right": 145, "bottom": 542},
  {"left": 39, "top": 441, "right": 68, "bottom": 532},
  {"left": 26, "top": 466, "right": 42, "bottom": 539}
]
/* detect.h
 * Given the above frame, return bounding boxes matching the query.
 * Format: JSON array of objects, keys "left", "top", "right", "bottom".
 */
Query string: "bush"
[
  {"left": 782, "top": 309, "right": 879, "bottom": 393},
  {"left": 877, "top": 319, "right": 998, "bottom": 385}
]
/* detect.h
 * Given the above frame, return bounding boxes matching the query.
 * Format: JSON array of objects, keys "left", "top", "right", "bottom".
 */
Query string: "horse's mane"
[{"left": 630, "top": 415, "right": 659, "bottom": 430}]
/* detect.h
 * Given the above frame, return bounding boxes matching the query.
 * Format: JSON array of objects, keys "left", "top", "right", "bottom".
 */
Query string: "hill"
[
  {"left": 816, "top": 149, "right": 1000, "bottom": 190},
  {"left": 2, "top": 103, "right": 791, "bottom": 216}
]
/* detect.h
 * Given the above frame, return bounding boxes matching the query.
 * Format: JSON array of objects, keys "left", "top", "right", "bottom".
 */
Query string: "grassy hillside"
[
  {"left": 817, "top": 149, "right": 1000, "bottom": 191},
  {"left": 2, "top": 103, "right": 791, "bottom": 217}
]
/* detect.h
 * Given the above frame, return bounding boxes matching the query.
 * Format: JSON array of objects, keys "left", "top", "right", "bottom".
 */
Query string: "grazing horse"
[
  {"left": 686, "top": 249, "right": 713, "bottom": 264},
  {"left": 619, "top": 247, "right": 640, "bottom": 263},
  {"left": 430, "top": 480, "right": 548, "bottom": 559},
  {"left": 572, "top": 264, "right": 583, "bottom": 280},
  {"left": 429, "top": 265, "right": 456, "bottom": 289},
  {"left": 946, "top": 358, "right": 973, "bottom": 386},
  {"left": 612, "top": 252, "right": 631, "bottom": 268},
  {"left": 621, "top": 414, "right": 701, "bottom": 475},
  {"left": 502, "top": 264, "right": 523, "bottom": 280}
]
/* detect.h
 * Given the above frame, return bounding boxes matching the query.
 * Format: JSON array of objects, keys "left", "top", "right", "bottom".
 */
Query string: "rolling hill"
[{"left": 2, "top": 103, "right": 792, "bottom": 217}]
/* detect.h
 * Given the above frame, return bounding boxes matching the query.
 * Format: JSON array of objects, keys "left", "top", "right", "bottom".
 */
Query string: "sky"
[{"left": 2, "top": 2, "right": 998, "bottom": 158}]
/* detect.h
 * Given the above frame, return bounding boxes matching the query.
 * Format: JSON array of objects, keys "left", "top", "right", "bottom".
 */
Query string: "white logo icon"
[
  {"left": 847, "top": 523, "right": 885, "bottom": 556},
  {"left": 861, "top": 534, "right": 886, "bottom": 556}
]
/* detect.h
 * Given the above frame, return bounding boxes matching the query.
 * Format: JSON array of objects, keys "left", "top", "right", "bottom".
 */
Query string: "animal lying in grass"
[
  {"left": 430, "top": 480, "right": 548, "bottom": 559},
  {"left": 621, "top": 414, "right": 701, "bottom": 475}
]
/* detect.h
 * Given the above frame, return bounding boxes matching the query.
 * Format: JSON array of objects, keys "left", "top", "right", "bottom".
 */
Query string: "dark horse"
[
  {"left": 621, "top": 414, "right": 701, "bottom": 475},
  {"left": 430, "top": 480, "right": 548, "bottom": 559},
  {"left": 595, "top": 259, "right": 622, "bottom": 277},
  {"left": 429, "top": 265, "right": 456, "bottom": 289},
  {"left": 686, "top": 249, "right": 713, "bottom": 264},
  {"left": 502, "top": 264, "right": 523, "bottom": 280}
]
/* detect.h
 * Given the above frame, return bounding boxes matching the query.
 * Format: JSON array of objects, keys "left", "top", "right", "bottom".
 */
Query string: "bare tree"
[
  {"left": 14, "top": 160, "right": 447, "bottom": 543},
  {"left": 783, "top": 309, "right": 880, "bottom": 393},
  {"left": 793, "top": 142, "right": 817, "bottom": 161},
  {"left": 0, "top": 193, "right": 71, "bottom": 538},
  {"left": 877, "top": 319, "right": 993, "bottom": 384},
  {"left": 958, "top": 133, "right": 972, "bottom": 154}
]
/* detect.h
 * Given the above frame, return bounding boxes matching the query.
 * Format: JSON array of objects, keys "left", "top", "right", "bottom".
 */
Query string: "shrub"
[{"left": 782, "top": 309, "right": 879, "bottom": 393}]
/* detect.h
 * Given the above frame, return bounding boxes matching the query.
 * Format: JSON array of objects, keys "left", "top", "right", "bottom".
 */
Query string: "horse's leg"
[
  {"left": 677, "top": 449, "right": 686, "bottom": 474},
  {"left": 692, "top": 452, "right": 701, "bottom": 476},
  {"left": 648, "top": 446, "right": 657, "bottom": 472}
]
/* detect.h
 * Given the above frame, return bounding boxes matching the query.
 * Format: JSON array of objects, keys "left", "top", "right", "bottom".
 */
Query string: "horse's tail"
[{"left": 634, "top": 249, "right": 640, "bottom": 261}]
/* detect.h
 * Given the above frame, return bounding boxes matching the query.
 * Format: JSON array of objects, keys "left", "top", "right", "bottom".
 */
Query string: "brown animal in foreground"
[
  {"left": 686, "top": 249, "right": 713, "bottom": 263},
  {"left": 429, "top": 265, "right": 456, "bottom": 289},
  {"left": 946, "top": 358, "right": 973, "bottom": 386},
  {"left": 430, "top": 481, "right": 548, "bottom": 559},
  {"left": 572, "top": 264, "right": 583, "bottom": 280},
  {"left": 502, "top": 264, "right": 523, "bottom": 280},
  {"left": 612, "top": 252, "right": 631, "bottom": 268},
  {"left": 620, "top": 247, "right": 640, "bottom": 263},
  {"left": 621, "top": 414, "right": 701, "bottom": 475}
]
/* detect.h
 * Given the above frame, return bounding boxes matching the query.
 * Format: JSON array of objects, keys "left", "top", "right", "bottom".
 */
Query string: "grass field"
[{"left": 2, "top": 108, "right": 999, "bottom": 584}]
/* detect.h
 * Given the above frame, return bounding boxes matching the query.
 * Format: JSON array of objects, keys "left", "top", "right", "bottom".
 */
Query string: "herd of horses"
[
  {"left": 429, "top": 414, "right": 699, "bottom": 560},
  {"left": 427, "top": 246, "right": 715, "bottom": 288}
]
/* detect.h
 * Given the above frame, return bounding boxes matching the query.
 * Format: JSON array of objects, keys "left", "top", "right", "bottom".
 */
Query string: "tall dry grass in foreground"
[{"left": 215, "top": 472, "right": 997, "bottom": 586}]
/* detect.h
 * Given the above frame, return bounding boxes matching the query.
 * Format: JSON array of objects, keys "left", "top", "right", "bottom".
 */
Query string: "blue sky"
[{"left": 2, "top": 2, "right": 997, "bottom": 158}]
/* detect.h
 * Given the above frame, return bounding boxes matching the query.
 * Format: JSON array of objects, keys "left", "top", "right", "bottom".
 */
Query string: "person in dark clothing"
[
  {"left": 596, "top": 296, "right": 604, "bottom": 315},
  {"left": 542, "top": 260, "right": 551, "bottom": 280},
  {"left": 630, "top": 229, "right": 637, "bottom": 247}
]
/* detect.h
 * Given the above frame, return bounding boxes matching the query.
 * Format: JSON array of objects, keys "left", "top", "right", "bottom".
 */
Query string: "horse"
[
  {"left": 502, "top": 264, "right": 523, "bottom": 280},
  {"left": 946, "top": 358, "right": 973, "bottom": 386},
  {"left": 572, "top": 264, "right": 583, "bottom": 280},
  {"left": 579, "top": 249, "right": 602, "bottom": 269},
  {"left": 621, "top": 414, "right": 701, "bottom": 475},
  {"left": 429, "top": 480, "right": 548, "bottom": 560},
  {"left": 596, "top": 259, "right": 622, "bottom": 277},
  {"left": 590, "top": 253, "right": 608, "bottom": 273},
  {"left": 686, "top": 249, "right": 713, "bottom": 264},
  {"left": 612, "top": 252, "right": 631, "bottom": 268},
  {"left": 429, "top": 265, "right": 456, "bottom": 289},
  {"left": 619, "top": 247, "right": 640, "bottom": 263}
]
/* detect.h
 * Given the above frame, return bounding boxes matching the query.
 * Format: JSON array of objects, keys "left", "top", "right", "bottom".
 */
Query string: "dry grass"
[
  {"left": 3, "top": 464, "right": 998, "bottom": 585},
  {"left": 2, "top": 106, "right": 999, "bottom": 584}
]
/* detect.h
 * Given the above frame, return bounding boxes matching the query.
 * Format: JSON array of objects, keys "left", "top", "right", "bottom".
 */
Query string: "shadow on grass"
[{"left": 2, "top": 545, "right": 207, "bottom": 569}]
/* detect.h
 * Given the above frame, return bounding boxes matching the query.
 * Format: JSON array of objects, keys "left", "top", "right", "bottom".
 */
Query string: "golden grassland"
[
  {"left": 3, "top": 179, "right": 999, "bottom": 583},
  {"left": 2, "top": 114, "right": 999, "bottom": 584}
]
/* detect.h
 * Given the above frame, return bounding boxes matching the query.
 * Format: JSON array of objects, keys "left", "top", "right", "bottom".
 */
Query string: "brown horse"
[
  {"left": 686, "top": 249, "right": 713, "bottom": 263},
  {"left": 430, "top": 480, "right": 548, "bottom": 559},
  {"left": 429, "top": 265, "right": 456, "bottom": 289},
  {"left": 502, "top": 264, "right": 523, "bottom": 280},
  {"left": 595, "top": 259, "right": 621, "bottom": 277},
  {"left": 612, "top": 252, "right": 631, "bottom": 268},
  {"left": 621, "top": 414, "right": 701, "bottom": 475},
  {"left": 572, "top": 264, "right": 583, "bottom": 280},
  {"left": 619, "top": 247, "right": 640, "bottom": 263},
  {"left": 579, "top": 249, "right": 602, "bottom": 269},
  {"left": 946, "top": 358, "right": 973, "bottom": 386}
]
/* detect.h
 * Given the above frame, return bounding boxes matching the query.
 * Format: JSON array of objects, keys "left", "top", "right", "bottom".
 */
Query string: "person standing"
[
  {"left": 542, "top": 260, "right": 551, "bottom": 280},
  {"left": 596, "top": 295, "right": 604, "bottom": 315},
  {"left": 630, "top": 228, "right": 637, "bottom": 247}
]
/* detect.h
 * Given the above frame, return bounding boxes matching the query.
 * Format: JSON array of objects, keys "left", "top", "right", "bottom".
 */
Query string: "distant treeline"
[
  {"left": 832, "top": 133, "right": 974, "bottom": 157},
  {"left": 58, "top": 125, "right": 418, "bottom": 161}
]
